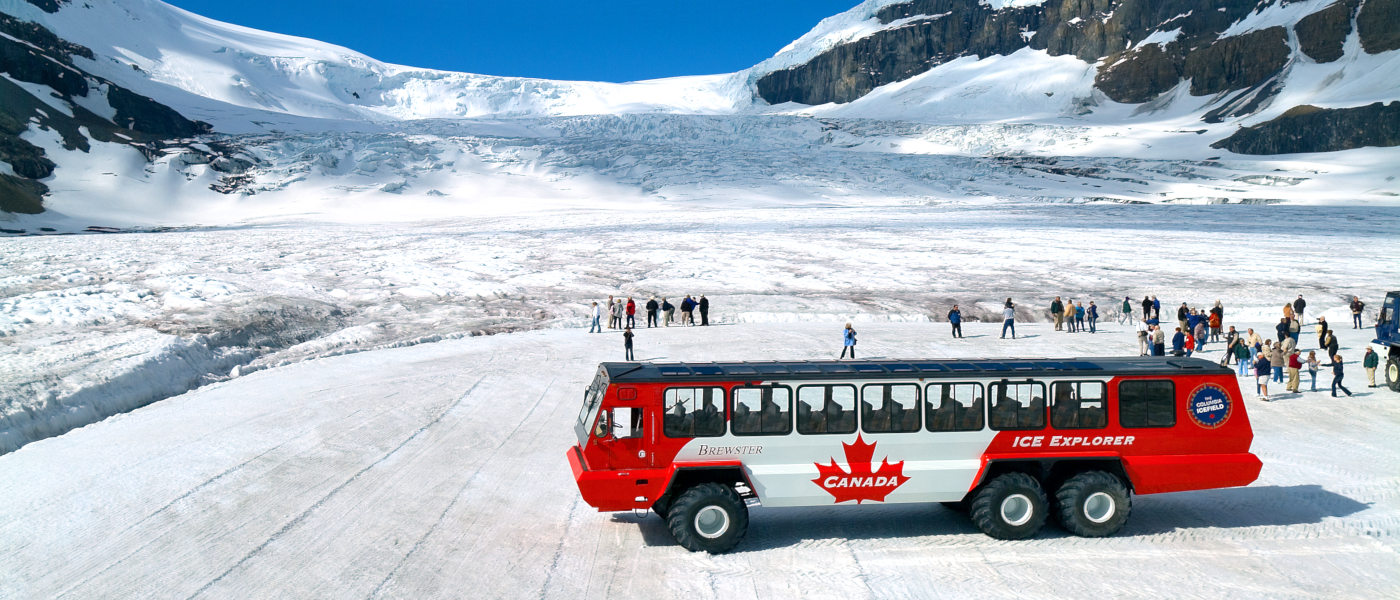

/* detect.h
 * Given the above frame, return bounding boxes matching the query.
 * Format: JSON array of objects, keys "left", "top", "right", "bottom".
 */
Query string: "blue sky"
[{"left": 164, "top": 1, "right": 861, "bottom": 82}]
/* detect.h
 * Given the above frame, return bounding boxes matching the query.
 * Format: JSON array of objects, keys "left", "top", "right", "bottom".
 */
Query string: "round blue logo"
[{"left": 1188, "top": 384, "right": 1232, "bottom": 429}]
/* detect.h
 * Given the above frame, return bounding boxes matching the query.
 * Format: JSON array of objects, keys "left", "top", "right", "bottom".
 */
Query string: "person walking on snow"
[
  {"left": 1323, "top": 354, "right": 1353, "bottom": 397},
  {"left": 625, "top": 297, "right": 636, "bottom": 329},
  {"left": 1051, "top": 297, "right": 1064, "bottom": 331},
  {"left": 699, "top": 294, "right": 710, "bottom": 326},
  {"left": 948, "top": 305, "right": 963, "bottom": 339},
  {"left": 1351, "top": 296, "right": 1365, "bottom": 329},
  {"left": 1001, "top": 299, "right": 1017, "bottom": 339},
  {"left": 1121, "top": 296, "right": 1133, "bottom": 325},
  {"left": 645, "top": 296, "right": 659, "bottom": 328},
  {"left": 623, "top": 327, "right": 635, "bottom": 361},
  {"left": 1324, "top": 330, "right": 1340, "bottom": 362},
  {"left": 1364, "top": 347, "right": 1379, "bottom": 387},
  {"left": 1208, "top": 309, "right": 1222, "bottom": 343},
  {"left": 1177, "top": 302, "right": 1190, "bottom": 333},
  {"left": 840, "top": 323, "right": 858, "bottom": 359},
  {"left": 589, "top": 301, "right": 602, "bottom": 333}
]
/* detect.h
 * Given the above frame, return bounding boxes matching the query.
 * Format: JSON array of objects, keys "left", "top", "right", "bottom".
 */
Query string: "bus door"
[{"left": 593, "top": 387, "right": 653, "bottom": 469}]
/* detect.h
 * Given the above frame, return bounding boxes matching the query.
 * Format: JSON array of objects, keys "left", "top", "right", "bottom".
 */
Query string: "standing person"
[
  {"left": 1141, "top": 296, "right": 1153, "bottom": 321},
  {"left": 1255, "top": 352, "right": 1272, "bottom": 401},
  {"left": 840, "top": 323, "right": 857, "bottom": 359},
  {"left": 1171, "top": 327, "right": 1186, "bottom": 356},
  {"left": 623, "top": 327, "right": 635, "bottom": 361},
  {"left": 1193, "top": 319, "right": 1208, "bottom": 350},
  {"left": 1276, "top": 318, "right": 1290, "bottom": 344},
  {"left": 1225, "top": 325, "right": 1240, "bottom": 351},
  {"left": 1087, "top": 301, "right": 1098, "bottom": 333},
  {"left": 1064, "top": 300, "right": 1077, "bottom": 333},
  {"left": 1136, "top": 319, "right": 1149, "bottom": 356},
  {"left": 1316, "top": 316, "right": 1329, "bottom": 349},
  {"left": 1152, "top": 325, "right": 1166, "bottom": 357},
  {"left": 1293, "top": 295, "right": 1307, "bottom": 324},
  {"left": 1286, "top": 349, "right": 1301, "bottom": 393},
  {"left": 1306, "top": 351, "right": 1320, "bottom": 392},
  {"left": 1234, "top": 338, "right": 1252, "bottom": 377},
  {"left": 645, "top": 296, "right": 659, "bottom": 328},
  {"left": 1351, "top": 296, "right": 1365, "bottom": 329},
  {"left": 1051, "top": 296, "right": 1065, "bottom": 331},
  {"left": 1288, "top": 315, "right": 1300, "bottom": 344},
  {"left": 1177, "top": 302, "right": 1190, "bottom": 333},
  {"left": 680, "top": 295, "right": 695, "bottom": 325},
  {"left": 606, "top": 296, "right": 617, "bottom": 329},
  {"left": 1324, "top": 330, "right": 1340, "bottom": 362},
  {"left": 589, "top": 301, "right": 602, "bottom": 333},
  {"left": 1208, "top": 309, "right": 1222, "bottom": 343},
  {"left": 699, "top": 294, "right": 710, "bottom": 326},
  {"left": 1000, "top": 299, "right": 1016, "bottom": 339},
  {"left": 1152, "top": 296, "right": 1161, "bottom": 322},
  {"left": 662, "top": 297, "right": 675, "bottom": 327},
  {"left": 1364, "top": 347, "right": 1379, "bottom": 387},
  {"left": 1323, "top": 354, "right": 1353, "bottom": 397},
  {"left": 1075, "top": 302, "right": 1088, "bottom": 333},
  {"left": 1283, "top": 302, "right": 1295, "bottom": 322},
  {"left": 1184, "top": 330, "right": 1196, "bottom": 357},
  {"left": 1269, "top": 343, "right": 1285, "bottom": 383},
  {"left": 611, "top": 299, "right": 625, "bottom": 330},
  {"left": 1121, "top": 296, "right": 1134, "bottom": 325},
  {"left": 948, "top": 305, "right": 963, "bottom": 339},
  {"left": 625, "top": 297, "right": 637, "bottom": 329},
  {"left": 1246, "top": 328, "right": 1263, "bottom": 360}
]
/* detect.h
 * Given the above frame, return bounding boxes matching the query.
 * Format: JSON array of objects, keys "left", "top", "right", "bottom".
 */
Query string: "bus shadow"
[{"left": 619, "top": 485, "right": 1367, "bottom": 550}]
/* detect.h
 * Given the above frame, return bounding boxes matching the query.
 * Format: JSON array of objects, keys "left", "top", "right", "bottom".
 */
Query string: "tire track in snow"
[
  {"left": 366, "top": 376, "right": 556, "bottom": 600},
  {"left": 182, "top": 377, "right": 487, "bottom": 600}
]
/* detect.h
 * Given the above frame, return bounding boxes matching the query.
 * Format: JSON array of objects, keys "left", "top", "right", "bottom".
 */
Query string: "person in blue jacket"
[
  {"left": 1086, "top": 302, "right": 1098, "bottom": 333},
  {"left": 1171, "top": 327, "right": 1186, "bottom": 356},
  {"left": 1254, "top": 353, "right": 1272, "bottom": 401},
  {"left": 1075, "top": 303, "right": 1086, "bottom": 332},
  {"left": 840, "top": 323, "right": 858, "bottom": 359},
  {"left": 947, "top": 305, "right": 963, "bottom": 338},
  {"left": 1322, "top": 354, "right": 1353, "bottom": 397}
]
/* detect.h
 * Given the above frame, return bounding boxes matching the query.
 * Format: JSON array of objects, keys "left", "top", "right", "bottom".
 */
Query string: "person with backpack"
[
  {"left": 1324, "top": 330, "right": 1340, "bottom": 361},
  {"left": 1208, "top": 309, "right": 1222, "bottom": 343},
  {"left": 645, "top": 296, "right": 659, "bottom": 328},
  {"left": 1351, "top": 296, "right": 1366, "bottom": 329},
  {"left": 1269, "top": 342, "right": 1285, "bottom": 383},
  {"left": 1364, "top": 347, "right": 1380, "bottom": 387},
  {"left": 948, "top": 305, "right": 963, "bottom": 339},
  {"left": 840, "top": 323, "right": 858, "bottom": 359},
  {"left": 1051, "top": 296, "right": 1065, "bottom": 331},
  {"left": 1000, "top": 299, "right": 1017, "bottom": 339},
  {"left": 1323, "top": 354, "right": 1353, "bottom": 397}
]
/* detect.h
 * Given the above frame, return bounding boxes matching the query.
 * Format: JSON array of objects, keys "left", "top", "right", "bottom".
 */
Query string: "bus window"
[
  {"left": 664, "top": 387, "right": 725, "bottom": 438},
  {"left": 989, "top": 380, "right": 1046, "bottom": 431},
  {"left": 1119, "top": 380, "right": 1176, "bottom": 428},
  {"left": 732, "top": 386, "right": 792, "bottom": 436},
  {"left": 925, "top": 382, "right": 984, "bottom": 432},
  {"left": 1050, "top": 381, "right": 1107, "bottom": 429},
  {"left": 797, "top": 385, "right": 857, "bottom": 435},
  {"left": 598, "top": 406, "right": 644, "bottom": 439},
  {"left": 861, "top": 384, "right": 921, "bottom": 433}
]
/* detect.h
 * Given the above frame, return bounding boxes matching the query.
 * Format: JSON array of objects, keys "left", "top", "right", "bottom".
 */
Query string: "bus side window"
[
  {"left": 664, "top": 387, "right": 726, "bottom": 438},
  {"left": 1119, "top": 380, "right": 1176, "bottom": 428},
  {"left": 610, "top": 406, "right": 643, "bottom": 439},
  {"left": 732, "top": 386, "right": 791, "bottom": 435},
  {"left": 926, "top": 382, "right": 983, "bottom": 432},
  {"left": 1051, "top": 381, "right": 1106, "bottom": 429},
  {"left": 989, "top": 380, "right": 1046, "bottom": 431},
  {"left": 862, "top": 384, "right": 920, "bottom": 433}
]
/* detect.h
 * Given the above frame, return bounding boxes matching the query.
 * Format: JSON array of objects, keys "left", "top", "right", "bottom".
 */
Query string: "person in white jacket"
[
  {"left": 1000, "top": 299, "right": 1017, "bottom": 339},
  {"left": 589, "top": 301, "right": 602, "bottom": 333}
]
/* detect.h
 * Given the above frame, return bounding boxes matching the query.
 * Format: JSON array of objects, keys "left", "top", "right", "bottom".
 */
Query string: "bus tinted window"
[
  {"left": 1119, "top": 380, "right": 1176, "bottom": 428},
  {"left": 989, "top": 380, "right": 1046, "bottom": 430},
  {"left": 732, "top": 386, "right": 793, "bottom": 435},
  {"left": 663, "top": 387, "right": 726, "bottom": 438},
  {"left": 797, "top": 385, "right": 857, "bottom": 435},
  {"left": 861, "top": 384, "right": 921, "bottom": 433},
  {"left": 1050, "top": 381, "right": 1107, "bottom": 429},
  {"left": 925, "top": 383, "right": 984, "bottom": 432}
]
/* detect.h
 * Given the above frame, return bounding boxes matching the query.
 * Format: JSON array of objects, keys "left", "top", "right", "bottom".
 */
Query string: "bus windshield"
[{"left": 579, "top": 371, "right": 607, "bottom": 425}]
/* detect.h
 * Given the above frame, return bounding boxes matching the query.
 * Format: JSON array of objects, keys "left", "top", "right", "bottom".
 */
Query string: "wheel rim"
[
  {"left": 1388, "top": 362, "right": 1399, "bottom": 384},
  {"left": 694, "top": 505, "right": 730, "bottom": 539},
  {"left": 1000, "top": 493, "right": 1034, "bottom": 527},
  {"left": 1083, "top": 491, "right": 1116, "bottom": 524}
]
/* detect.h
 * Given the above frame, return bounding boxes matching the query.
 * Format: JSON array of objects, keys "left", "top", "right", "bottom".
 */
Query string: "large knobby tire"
[
  {"left": 1386, "top": 355, "right": 1400, "bottom": 392},
  {"left": 970, "top": 472, "right": 1048, "bottom": 540},
  {"left": 666, "top": 483, "right": 748, "bottom": 553},
  {"left": 1055, "top": 471, "right": 1132, "bottom": 537}
]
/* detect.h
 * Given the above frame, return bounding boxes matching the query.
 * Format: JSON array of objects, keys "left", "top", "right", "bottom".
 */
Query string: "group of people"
[
  {"left": 589, "top": 294, "right": 713, "bottom": 361},
  {"left": 1049, "top": 297, "right": 1100, "bottom": 334},
  {"left": 1212, "top": 295, "right": 1382, "bottom": 400}
]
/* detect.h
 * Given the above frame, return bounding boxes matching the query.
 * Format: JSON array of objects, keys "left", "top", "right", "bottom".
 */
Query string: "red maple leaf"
[{"left": 812, "top": 435, "right": 909, "bottom": 504}]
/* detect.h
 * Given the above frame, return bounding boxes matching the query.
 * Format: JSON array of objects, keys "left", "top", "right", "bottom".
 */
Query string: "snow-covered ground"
[
  {"left": 6, "top": 203, "right": 1400, "bottom": 453},
  {"left": 1, "top": 321, "right": 1396, "bottom": 599}
]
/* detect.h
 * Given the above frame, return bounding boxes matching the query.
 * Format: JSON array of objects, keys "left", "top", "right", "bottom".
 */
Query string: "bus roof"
[{"left": 599, "top": 356, "right": 1232, "bottom": 383}]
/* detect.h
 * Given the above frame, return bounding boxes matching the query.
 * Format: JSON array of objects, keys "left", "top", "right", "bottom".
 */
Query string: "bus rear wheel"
[
  {"left": 1055, "top": 471, "right": 1131, "bottom": 537},
  {"left": 970, "top": 472, "right": 1048, "bottom": 540},
  {"left": 666, "top": 483, "right": 748, "bottom": 553}
]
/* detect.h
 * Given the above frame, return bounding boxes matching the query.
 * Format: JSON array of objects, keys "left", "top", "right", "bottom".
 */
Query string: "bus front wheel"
[{"left": 666, "top": 483, "right": 748, "bottom": 553}]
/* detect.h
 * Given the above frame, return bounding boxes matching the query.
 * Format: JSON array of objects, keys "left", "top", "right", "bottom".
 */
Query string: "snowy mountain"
[{"left": 0, "top": 0, "right": 1398, "bottom": 230}]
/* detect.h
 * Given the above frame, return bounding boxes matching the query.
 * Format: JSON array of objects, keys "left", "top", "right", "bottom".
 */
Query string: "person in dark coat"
[
  {"left": 699, "top": 294, "right": 710, "bottom": 326},
  {"left": 1276, "top": 318, "right": 1290, "bottom": 343},
  {"left": 680, "top": 295, "right": 695, "bottom": 325},
  {"left": 1351, "top": 296, "right": 1366, "bottom": 329},
  {"left": 1141, "top": 296, "right": 1153, "bottom": 321},
  {"left": 1051, "top": 297, "right": 1065, "bottom": 331},
  {"left": 1322, "top": 354, "right": 1352, "bottom": 397},
  {"left": 1171, "top": 328, "right": 1186, "bottom": 356},
  {"left": 1293, "top": 295, "right": 1307, "bottom": 324},
  {"left": 661, "top": 297, "right": 675, "bottom": 326},
  {"left": 1254, "top": 353, "right": 1272, "bottom": 401},
  {"left": 1177, "top": 303, "right": 1189, "bottom": 332},
  {"left": 623, "top": 327, "right": 635, "bottom": 361},
  {"left": 645, "top": 296, "right": 659, "bottom": 328},
  {"left": 948, "top": 305, "right": 963, "bottom": 338},
  {"left": 1087, "top": 301, "right": 1098, "bottom": 333},
  {"left": 1324, "top": 331, "right": 1339, "bottom": 361}
]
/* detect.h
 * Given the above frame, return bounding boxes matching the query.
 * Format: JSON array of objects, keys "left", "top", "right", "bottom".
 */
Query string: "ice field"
[{"left": 1, "top": 319, "right": 1396, "bottom": 599}]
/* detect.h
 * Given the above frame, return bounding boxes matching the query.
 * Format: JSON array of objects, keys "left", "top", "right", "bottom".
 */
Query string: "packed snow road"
[{"left": 1, "top": 321, "right": 1397, "bottom": 599}]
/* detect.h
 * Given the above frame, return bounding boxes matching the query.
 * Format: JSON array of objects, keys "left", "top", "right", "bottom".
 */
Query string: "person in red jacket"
[
  {"left": 1286, "top": 350, "right": 1302, "bottom": 393},
  {"left": 625, "top": 297, "right": 637, "bottom": 328}
]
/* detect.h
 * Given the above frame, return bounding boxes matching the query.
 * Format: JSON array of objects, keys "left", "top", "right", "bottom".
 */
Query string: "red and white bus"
[{"left": 567, "top": 357, "right": 1261, "bottom": 553}]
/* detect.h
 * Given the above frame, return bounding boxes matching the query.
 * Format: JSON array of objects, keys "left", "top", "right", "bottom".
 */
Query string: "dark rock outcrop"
[
  {"left": 1296, "top": 0, "right": 1358, "bottom": 63},
  {"left": 1212, "top": 102, "right": 1400, "bottom": 154},
  {"left": 23, "top": 0, "right": 65, "bottom": 14},
  {"left": 1095, "top": 43, "right": 1184, "bottom": 104},
  {"left": 1358, "top": 0, "right": 1400, "bottom": 54},
  {"left": 1182, "top": 27, "right": 1290, "bottom": 96}
]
